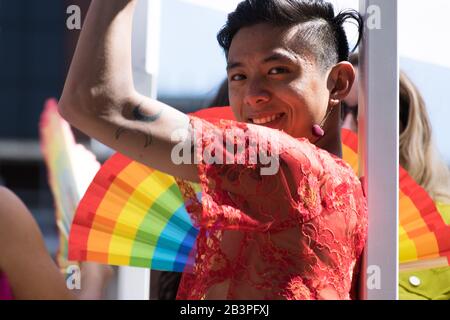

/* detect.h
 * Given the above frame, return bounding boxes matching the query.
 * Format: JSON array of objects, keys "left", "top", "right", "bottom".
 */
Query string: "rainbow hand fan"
[
  {"left": 340, "top": 127, "right": 450, "bottom": 270},
  {"left": 39, "top": 99, "right": 101, "bottom": 269},
  {"left": 398, "top": 167, "right": 450, "bottom": 270},
  {"left": 68, "top": 153, "right": 201, "bottom": 272},
  {"left": 67, "top": 108, "right": 233, "bottom": 272}
]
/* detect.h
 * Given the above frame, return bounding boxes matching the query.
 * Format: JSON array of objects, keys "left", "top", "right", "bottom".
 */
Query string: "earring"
[
  {"left": 311, "top": 106, "right": 335, "bottom": 138},
  {"left": 312, "top": 124, "right": 325, "bottom": 137}
]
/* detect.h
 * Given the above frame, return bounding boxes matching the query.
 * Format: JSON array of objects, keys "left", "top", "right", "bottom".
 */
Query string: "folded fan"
[
  {"left": 398, "top": 167, "right": 450, "bottom": 270},
  {"left": 39, "top": 99, "right": 101, "bottom": 269},
  {"left": 341, "top": 127, "right": 450, "bottom": 270}
]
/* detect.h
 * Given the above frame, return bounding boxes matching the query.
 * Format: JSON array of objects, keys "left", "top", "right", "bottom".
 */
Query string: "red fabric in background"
[{"left": 190, "top": 106, "right": 235, "bottom": 121}]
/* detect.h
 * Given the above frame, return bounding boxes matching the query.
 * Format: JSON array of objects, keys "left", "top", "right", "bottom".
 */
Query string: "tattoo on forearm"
[
  {"left": 115, "top": 127, "right": 154, "bottom": 148},
  {"left": 133, "top": 105, "right": 163, "bottom": 122},
  {"left": 114, "top": 103, "right": 163, "bottom": 148}
]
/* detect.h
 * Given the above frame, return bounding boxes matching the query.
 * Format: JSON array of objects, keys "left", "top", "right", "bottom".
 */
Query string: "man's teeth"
[{"left": 252, "top": 113, "right": 283, "bottom": 124}]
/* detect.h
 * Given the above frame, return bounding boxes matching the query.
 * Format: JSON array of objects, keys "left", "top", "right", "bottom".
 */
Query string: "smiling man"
[
  {"left": 60, "top": 0, "right": 368, "bottom": 300},
  {"left": 221, "top": 1, "right": 359, "bottom": 158}
]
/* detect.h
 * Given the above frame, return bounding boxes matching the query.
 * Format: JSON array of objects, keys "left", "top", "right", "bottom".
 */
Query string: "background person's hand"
[{"left": 77, "top": 262, "right": 115, "bottom": 300}]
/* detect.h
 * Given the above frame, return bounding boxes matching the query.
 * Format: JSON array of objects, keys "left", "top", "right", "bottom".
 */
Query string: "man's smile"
[{"left": 247, "top": 112, "right": 285, "bottom": 125}]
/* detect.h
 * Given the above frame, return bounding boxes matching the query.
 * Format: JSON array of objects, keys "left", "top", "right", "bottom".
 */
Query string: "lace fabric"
[{"left": 176, "top": 116, "right": 368, "bottom": 300}]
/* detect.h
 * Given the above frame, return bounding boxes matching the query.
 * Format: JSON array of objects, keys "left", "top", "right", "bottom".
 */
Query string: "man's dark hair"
[{"left": 217, "top": 0, "right": 363, "bottom": 70}]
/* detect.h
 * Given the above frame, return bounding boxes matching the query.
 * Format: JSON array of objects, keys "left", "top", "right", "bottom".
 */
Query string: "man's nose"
[{"left": 244, "top": 80, "right": 270, "bottom": 107}]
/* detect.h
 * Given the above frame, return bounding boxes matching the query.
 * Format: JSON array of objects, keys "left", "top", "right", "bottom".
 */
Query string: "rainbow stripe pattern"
[
  {"left": 39, "top": 99, "right": 100, "bottom": 269},
  {"left": 340, "top": 127, "right": 450, "bottom": 268},
  {"left": 341, "top": 128, "right": 359, "bottom": 175},
  {"left": 68, "top": 153, "right": 201, "bottom": 272},
  {"left": 399, "top": 167, "right": 450, "bottom": 267}
]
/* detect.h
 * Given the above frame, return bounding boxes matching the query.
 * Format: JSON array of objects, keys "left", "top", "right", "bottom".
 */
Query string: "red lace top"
[{"left": 176, "top": 116, "right": 368, "bottom": 300}]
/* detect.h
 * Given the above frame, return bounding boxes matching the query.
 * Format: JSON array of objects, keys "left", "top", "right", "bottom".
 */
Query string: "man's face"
[{"left": 227, "top": 23, "right": 331, "bottom": 140}]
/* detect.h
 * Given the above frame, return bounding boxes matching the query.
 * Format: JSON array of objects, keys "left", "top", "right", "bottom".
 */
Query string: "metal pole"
[{"left": 359, "top": 0, "right": 399, "bottom": 300}]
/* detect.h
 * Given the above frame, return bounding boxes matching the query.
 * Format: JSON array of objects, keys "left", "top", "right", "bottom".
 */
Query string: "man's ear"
[{"left": 327, "top": 62, "right": 356, "bottom": 105}]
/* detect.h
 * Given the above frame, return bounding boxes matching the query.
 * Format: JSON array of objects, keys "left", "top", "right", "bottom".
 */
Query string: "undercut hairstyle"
[{"left": 217, "top": 0, "right": 363, "bottom": 70}]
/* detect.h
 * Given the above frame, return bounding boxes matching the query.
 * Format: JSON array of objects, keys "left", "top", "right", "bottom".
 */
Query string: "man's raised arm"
[{"left": 59, "top": 0, "right": 199, "bottom": 182}]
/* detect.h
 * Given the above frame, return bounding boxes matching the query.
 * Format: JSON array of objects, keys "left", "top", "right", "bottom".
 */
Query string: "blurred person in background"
[{"left": 0, "top": 187, "right": 113, "bottom": 300}]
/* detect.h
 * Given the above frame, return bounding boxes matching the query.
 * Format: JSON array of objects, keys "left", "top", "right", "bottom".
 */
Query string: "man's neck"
[
  {"left": 314, "top": 107, "right": 343, "bottom": 158},
  {"left": 316, "top": 128, "right": 342, "bottom": 158}
]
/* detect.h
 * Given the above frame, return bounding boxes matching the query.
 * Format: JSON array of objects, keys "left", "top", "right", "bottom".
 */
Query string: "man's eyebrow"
[
  {"left": 226, "top": 52, "right": 297, "bottom": 72},
  {"left": 226, "top": 61, "right": 243, "bottom": 72},
  {"left": 263, "top": 52, "right": 297, "bottom": 64}
]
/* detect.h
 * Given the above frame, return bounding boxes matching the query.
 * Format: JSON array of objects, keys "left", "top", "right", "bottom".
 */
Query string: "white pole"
[
  {"left": 359, "top": 0, "right": 399, "bottom": 300},
  {"left": 116, "top": 0, "right": 161, "bottom": 300},
  {"left": 117, "top": 266, "right": 151, "bottom": 300}
]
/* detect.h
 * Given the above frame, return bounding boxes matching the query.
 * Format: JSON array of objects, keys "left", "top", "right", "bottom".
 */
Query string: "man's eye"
[
  {"left": 230, "top": 74, "right": 246, "bottom": 81},
  {"left": 268, "top": 67, "right": 288, "bottom": 75}
]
